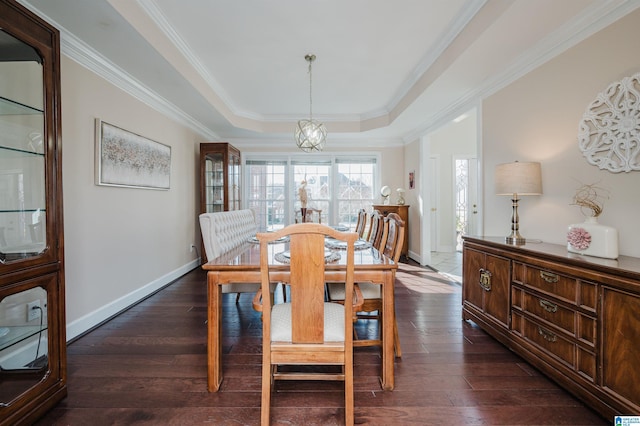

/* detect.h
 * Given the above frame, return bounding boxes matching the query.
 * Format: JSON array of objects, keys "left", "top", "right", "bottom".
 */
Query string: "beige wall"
[
  {"left": 403, "top": 139, "right": 420, "bottom": 260},
  {"left": 429, "top": 113, "right": 477, "bottom": 252},
  {"left": 483, "top": 8, "right": 640, "bottom": 258},
  {"left": 61, "top": 56, "right": 202, "bottom": 339}
]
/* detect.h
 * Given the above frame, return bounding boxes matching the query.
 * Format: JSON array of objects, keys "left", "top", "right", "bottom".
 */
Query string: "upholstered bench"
[{"left": 199, "top": 209, "right": 259, "bottom": 301}]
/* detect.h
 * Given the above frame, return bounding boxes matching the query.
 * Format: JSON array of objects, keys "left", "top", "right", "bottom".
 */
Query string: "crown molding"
[
  {"left": 64, "top": 31, "right": 219, "bottom": 139},
  {"left": 17, "top": 0, "right": 219, "bottom": 140},
  {"left": 385, "top": 0, "right": 487, "bottom": 115},
  {"left": 404, "top": 0, "right": 640, "bottom": 144}
]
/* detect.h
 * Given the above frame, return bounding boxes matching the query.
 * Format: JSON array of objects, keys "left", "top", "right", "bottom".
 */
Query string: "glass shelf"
[
  {"left": 0, "top": 145, "right": 45, "bottom": 157},
  {"left": 0, "top": 96, "right": 43, "bottom": 116},
  {"left": 0, "top": 325, "right": 47, "bottom": 352}
]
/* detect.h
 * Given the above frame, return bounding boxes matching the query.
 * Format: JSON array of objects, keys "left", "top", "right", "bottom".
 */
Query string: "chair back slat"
[
  {"left": 381, "top": 213, "right": 405, "bottom": 262},
  {"left": 289, "top": 232, "right": 326, "bottom": 343},
  {"left": 366, "top": 210, "right": 384, "bottom": 249},
  {"left": 355, "top": 209, "right": 368, "bottom": 238}
]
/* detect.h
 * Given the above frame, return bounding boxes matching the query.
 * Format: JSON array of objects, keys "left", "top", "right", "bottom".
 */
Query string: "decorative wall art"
[
  {"left": 95, "top": 119, "right": 171, "bottom": 190},
  {"left": 578, "top": 72, "right": 640, "bottom": 173},
  {"left": 409, "top": 170, "right": 415, "bottom": 189}
]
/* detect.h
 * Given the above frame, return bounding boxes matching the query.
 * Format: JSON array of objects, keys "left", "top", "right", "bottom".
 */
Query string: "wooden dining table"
[{"left": 201, "top": 236, "right": 398, "bottom": 392}]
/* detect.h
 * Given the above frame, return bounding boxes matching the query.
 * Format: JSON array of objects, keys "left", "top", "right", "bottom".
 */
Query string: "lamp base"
[{"left": 505, "top": 235, "right": 526, "bottom": 245}]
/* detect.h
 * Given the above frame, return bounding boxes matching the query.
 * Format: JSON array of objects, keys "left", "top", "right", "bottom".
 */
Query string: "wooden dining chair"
[
  {"left": 253, "top": 223, "right": 360, "bottom": 426},
  {"left": 295, "top": 207, "right": 322, "bottom": 223},
  {"left": 355, "top": 212, "right": 405, "bottom": 357},
  {"left": 354, "top": 209, "right": 368, "bottom": 238},
  {"left": 365, "top": 210, "right": 384, "bottom": 248}
]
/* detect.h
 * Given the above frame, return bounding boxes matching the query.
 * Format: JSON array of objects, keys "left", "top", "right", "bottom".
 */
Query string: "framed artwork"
[
  {"left": 409, "top": 170, "right": 415, "bottom": 189},
  {"left": 95, "top": 119, "right": 171, "bottom": 190}
]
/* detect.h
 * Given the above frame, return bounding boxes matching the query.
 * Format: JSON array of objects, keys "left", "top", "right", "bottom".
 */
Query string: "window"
[
  {"left": 335, "top": 158, "right": 376, "bottom": 228},
  {"left": 246, "top": 160, "right": 287, "bottom": 231},
  {"left": 292, "top": 159, "right": 331, "bottom": 224},
  {"left": 244, "top": 155, "right": 378, "bottom": 230}
]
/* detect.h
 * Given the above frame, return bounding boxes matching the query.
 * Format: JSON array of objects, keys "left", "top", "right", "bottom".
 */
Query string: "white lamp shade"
[{"left": 495, "top": 161, "right": 542, "bottom": 195}]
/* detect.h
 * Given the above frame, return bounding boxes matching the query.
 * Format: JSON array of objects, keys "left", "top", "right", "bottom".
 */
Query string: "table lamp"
[{"left": 495, "top": 161, "right": 542, "bottom": 245}]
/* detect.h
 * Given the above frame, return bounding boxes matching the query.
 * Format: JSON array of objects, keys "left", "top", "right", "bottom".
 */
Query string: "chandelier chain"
[{"left": 307, "top": 55, "right": 314, "bottom": 120}]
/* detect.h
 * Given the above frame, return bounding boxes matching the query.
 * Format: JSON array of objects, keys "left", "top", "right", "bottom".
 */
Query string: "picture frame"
[
  {"left": 409, "top": 170, "right": 415, "bottom": 190},
  {"left": 95, "top": 119, "right": 171, "bottom": 190}
]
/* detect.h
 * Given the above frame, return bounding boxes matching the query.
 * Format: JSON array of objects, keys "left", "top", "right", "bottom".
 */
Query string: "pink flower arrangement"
[{"left": 567, "top": 227, "right": 591, "bottom": 251}]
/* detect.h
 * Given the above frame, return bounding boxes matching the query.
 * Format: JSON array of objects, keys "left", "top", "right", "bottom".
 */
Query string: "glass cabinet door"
[
  {"left": 0, "top": 31, "right": 46, "bottom": 264},
  {"left": 204, "top": 152, "right": 224, "bottom": 213},
  {"left": 229, "top": 152, "right": 241, "bottom": 211}
]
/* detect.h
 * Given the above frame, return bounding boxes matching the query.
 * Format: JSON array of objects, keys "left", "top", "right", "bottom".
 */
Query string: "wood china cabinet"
[
  {"left": 200, "top": 143, "right": 241, "bottom": 214},
  {"left": 199, "top": 143, "right": 241, "bottom": 262},
  {"left": 462, "top": 236, "right": 640, "bottom": 420},
  {"left": 0, "top": 1, "right": 67, "bottom": 424}
]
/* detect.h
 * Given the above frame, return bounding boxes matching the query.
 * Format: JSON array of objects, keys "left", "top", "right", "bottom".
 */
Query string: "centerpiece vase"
[
  {"left": 567, "top": 216, "right": 618, "bottom": 259},
  {"left": 300, "top": 208, "right": 307, "bottom": 223}
]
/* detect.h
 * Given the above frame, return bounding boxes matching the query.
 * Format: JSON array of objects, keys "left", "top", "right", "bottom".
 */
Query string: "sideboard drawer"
[
  {"left": 513, "top": 288, "right": 575, "bottom": 334},
  {"left": 512, "top": 311, "right": 596, "bottom": 381},
  {"left": 512, "top": 287, "right": 596, "bottom": 346},
  {"left": 517, "top": 263, "right": 578, "bottom": 304}
]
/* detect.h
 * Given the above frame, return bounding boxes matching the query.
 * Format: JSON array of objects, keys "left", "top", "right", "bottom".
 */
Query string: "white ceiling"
[{"left": 19, "top": 0, "right": 640, "bottom": 148}]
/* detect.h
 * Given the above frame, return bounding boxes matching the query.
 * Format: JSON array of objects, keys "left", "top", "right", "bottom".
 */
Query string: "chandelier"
[{"left": 295, "top": 54, "right": 327, "bottom": 152}]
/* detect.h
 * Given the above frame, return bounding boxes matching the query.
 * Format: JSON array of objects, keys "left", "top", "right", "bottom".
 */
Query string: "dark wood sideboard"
[
  {"left": 462, "top": 236, "right": 640, "bottom": 420},
  {"left": 372, "top": 205, "right": 409, "bottom": 257}
]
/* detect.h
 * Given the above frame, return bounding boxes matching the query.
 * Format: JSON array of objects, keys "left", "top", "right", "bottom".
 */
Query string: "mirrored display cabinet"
[
  {"left": 0, "top": 1, "right": 67, "bottom": 423},
  {"left": 199, "top": 143, "right": 241, "bottom": 263},
  {"left": 200, "top": 142, "right": 241, "bottom": 215}
]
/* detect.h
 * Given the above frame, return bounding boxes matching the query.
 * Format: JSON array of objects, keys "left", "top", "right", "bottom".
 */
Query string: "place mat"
[
  {"left": 324, "top": 238, "right": 371, "bottom": 250},
  {"left": 274, "top": 250, "right": 341, "bottom": 264},
  {"left": 248, "top": 235, "right": 289, "bottom": 244}
]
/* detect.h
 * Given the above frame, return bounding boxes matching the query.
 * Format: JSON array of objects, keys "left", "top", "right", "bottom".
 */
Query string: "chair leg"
[
  {"left": 235, "top": 293, "right": 241, "bottom": 304},
  {"left": 261, "top": 361, "right": 272, "bottom": 425},
  {"left": 345, "top": 359, "right": 354, "bottom": 426},
  {"left": 393, "top": 314, "right": 402, "bottom": 358}
]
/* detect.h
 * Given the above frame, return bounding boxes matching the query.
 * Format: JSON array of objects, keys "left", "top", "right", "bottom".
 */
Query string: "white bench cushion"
[
  {"left": 199, "top": 209, "right": 259, "bottom": 295},
  {"left": 199, "top": 209, "right": 257, "bottom": 261}
]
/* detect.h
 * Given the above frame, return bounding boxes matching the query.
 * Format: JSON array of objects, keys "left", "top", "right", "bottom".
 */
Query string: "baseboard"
[
  {"left": 407, "top": 250, "right": 423, "bottom": 264},
  {"left": 65, "top": 258, "right": 201, "bottom": 342}
]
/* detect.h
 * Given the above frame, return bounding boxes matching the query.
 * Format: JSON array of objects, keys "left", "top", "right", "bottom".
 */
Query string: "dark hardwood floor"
[{"left": 36, "top": 262, "right": 607, "bottom": 425}]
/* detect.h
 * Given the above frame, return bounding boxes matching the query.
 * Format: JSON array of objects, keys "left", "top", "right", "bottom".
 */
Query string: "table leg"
[
  {"left": 207, "top": 271, "right": 223, "bottom": 392},
  {"left": 381, "top": 270, "right": 395, "bottom": 390}
]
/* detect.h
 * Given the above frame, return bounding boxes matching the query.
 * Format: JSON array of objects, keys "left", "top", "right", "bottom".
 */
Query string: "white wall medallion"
[{"left": 578, "top": 72, "right": 640, "bottom": 173}]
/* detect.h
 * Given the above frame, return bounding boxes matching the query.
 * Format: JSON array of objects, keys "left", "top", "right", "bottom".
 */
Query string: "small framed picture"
[{"left": 409, "top": 170, "right": 415, "bottom": 190}]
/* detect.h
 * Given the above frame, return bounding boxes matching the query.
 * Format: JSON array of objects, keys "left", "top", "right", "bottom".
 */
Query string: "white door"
[
  {"left": 454, "top": 156, "right": 479, "bottom": 251},
  {"left": 429, "top": 156, "right": 439, "bottom": 250}
]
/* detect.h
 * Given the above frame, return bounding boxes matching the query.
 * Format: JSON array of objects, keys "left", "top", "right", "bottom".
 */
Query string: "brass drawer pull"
[
  {"left": 538, "top": 326, "right": 557, "bottom": 343},
  {"left": 539, "top": 299, "right": 558, "bottom": 313},
  {"left": 478, "top": 268, "right": 492, "bottom": 291},
  {"left": 539, "top": 271, "right": 559, "bottom": 283}
]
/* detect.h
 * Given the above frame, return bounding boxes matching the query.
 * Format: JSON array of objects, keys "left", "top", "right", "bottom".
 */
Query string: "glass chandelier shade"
[
  {"left": 295, "top": 118, "right": 327, "bottom": 152},
  {"left": 295, "top": 54, "right": 326, "bottom": 152}
]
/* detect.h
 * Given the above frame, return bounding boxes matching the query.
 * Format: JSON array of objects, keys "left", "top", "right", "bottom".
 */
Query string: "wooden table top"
[{"left": 201, "top": 240, "right": 397, "bottom": 272}]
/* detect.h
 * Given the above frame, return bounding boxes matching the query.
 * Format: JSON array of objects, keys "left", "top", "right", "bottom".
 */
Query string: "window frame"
[{"left": 243, "top": 152, "right": 380, "bottom": 229}]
